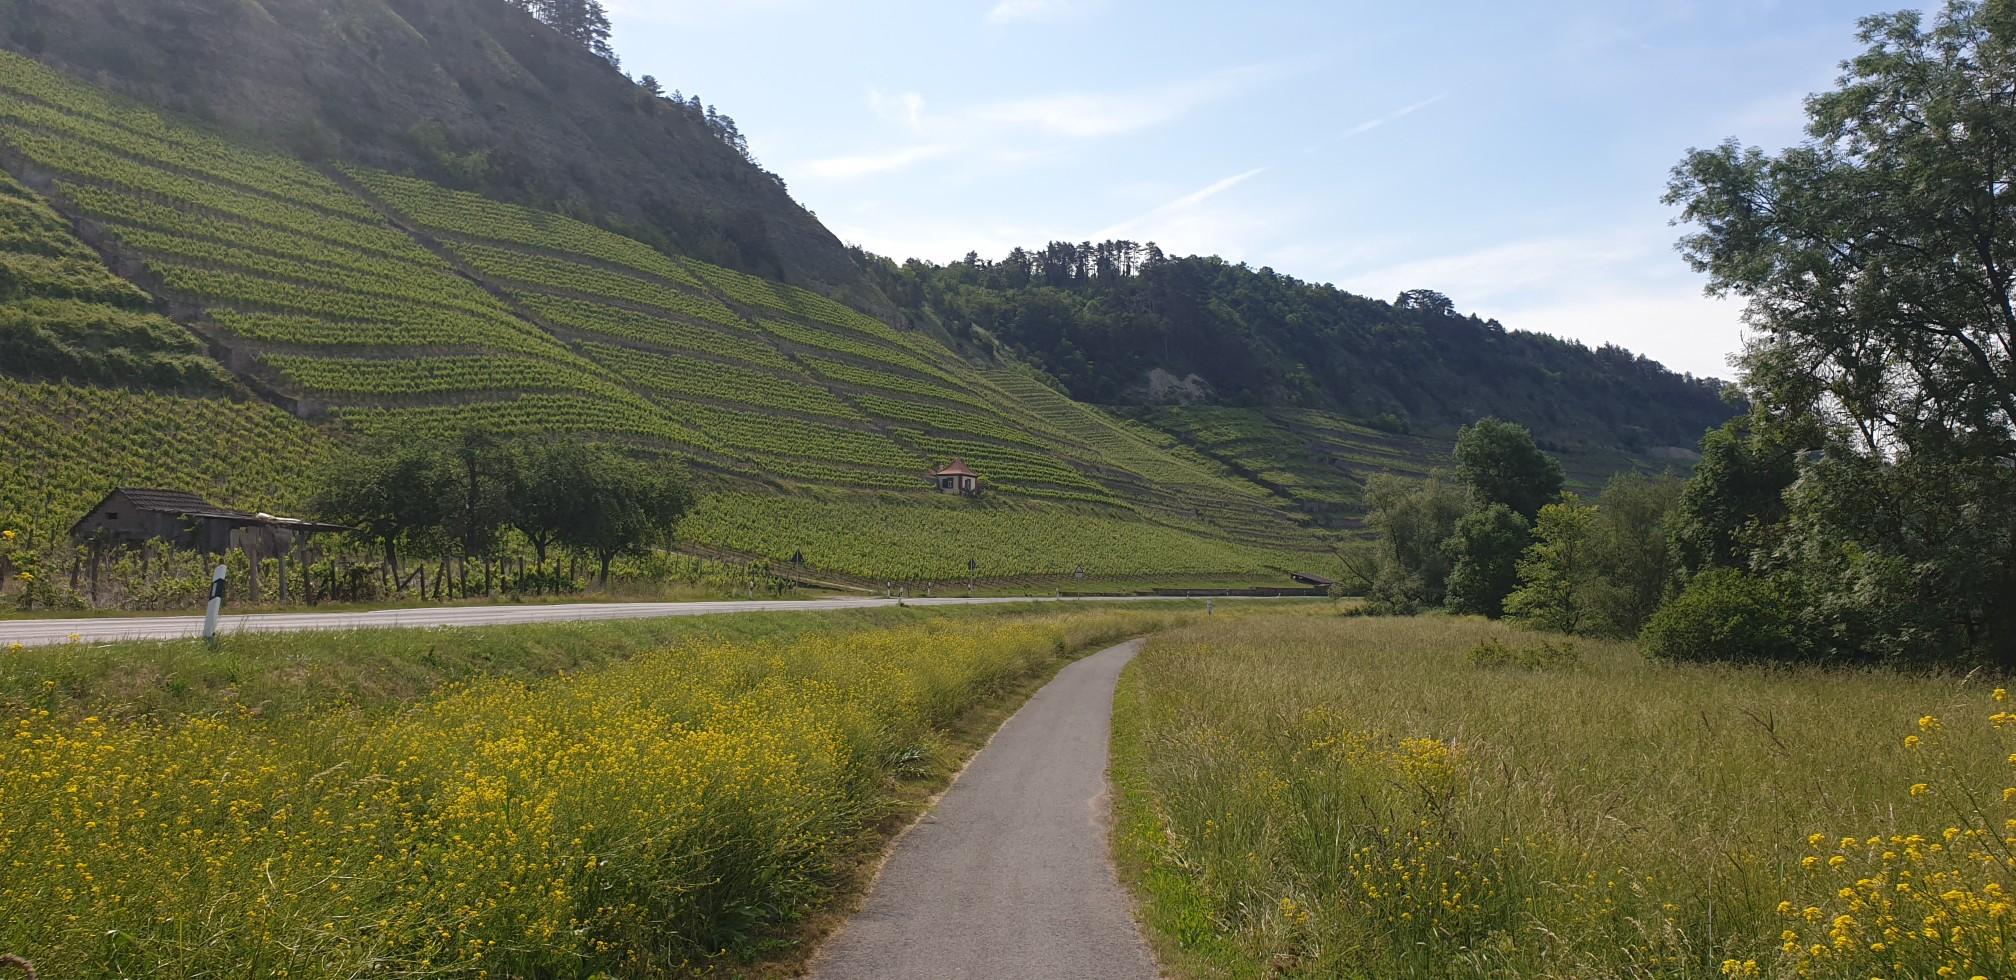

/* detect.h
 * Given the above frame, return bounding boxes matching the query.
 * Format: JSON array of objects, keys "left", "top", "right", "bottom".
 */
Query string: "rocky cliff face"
[{"left": 0, "top": 0, "right": 882, "bottom": 306}]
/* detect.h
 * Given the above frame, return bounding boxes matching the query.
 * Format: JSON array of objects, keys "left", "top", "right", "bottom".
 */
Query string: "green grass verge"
[{"left": 1111, "top": 613, "right": 2016, "bottom": 979}]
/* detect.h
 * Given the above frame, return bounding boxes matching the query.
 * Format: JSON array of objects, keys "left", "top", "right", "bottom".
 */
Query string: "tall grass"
[
  {"left": 1113, "top": 615, "right": 2015, "bottom": 979},
  {"left": 0, "top": 608, "right": 1172, "bottom": 977}
]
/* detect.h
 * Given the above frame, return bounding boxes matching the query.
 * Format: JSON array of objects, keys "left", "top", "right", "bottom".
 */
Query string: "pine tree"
[{"left": 521, "top": 0, "right": 618, "bottom": 66}]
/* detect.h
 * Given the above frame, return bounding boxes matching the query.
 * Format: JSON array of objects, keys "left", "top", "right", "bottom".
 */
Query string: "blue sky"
[{"left": 606, "top": 0, "right": 1902, "bottom": 379}]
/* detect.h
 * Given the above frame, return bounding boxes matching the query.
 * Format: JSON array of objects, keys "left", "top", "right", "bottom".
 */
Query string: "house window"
[{"left": 106, "top": 512, "right": 119, "bottom": 520}]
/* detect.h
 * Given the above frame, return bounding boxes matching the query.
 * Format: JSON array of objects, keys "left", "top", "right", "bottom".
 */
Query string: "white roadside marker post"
[{"left": 203, "top": 564, "right": 227, "bottom": 645}]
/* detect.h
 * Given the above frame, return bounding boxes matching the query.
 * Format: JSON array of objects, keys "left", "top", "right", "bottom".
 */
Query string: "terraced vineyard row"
[
  {"left": 659, "top": 397, "right": 922, "bottom": 472},
  {"left": 0, "top": 55, "right": 380, "bottom": 220},
  {"left": 0, "top": 55, "right": 709, "bottom": 457},
  {"left": 451, "top": 240, "right": 745, "bottom": 330},
  {"left": 515, "top": 292, "right": 792, "bottom": 369},
  {"left": 264, "top": 354, "right": 641, "bottom": 404},
  {"left": 346, "top": 169, "right": 941, "bottom": 490},
  {"left": 0, "top": 159, "right": 232, "bottom": 394},
  {"left": 682, "top": 491, "right": 1309, "bottom": 580},
  {"left": 350, "top": 170, "right": 702, "bottom": 287},
  {"left": 757, "top": 316, "right": 967, "bottom": 385},
  {"left": 582, "top": 342, "right": 865, "bottom": 422},
  {"left": 0, "top": 379, "right": 330, "bottom": 535},
  {"left": 337, "top": 394, "right": 708, "bottom": 448}
]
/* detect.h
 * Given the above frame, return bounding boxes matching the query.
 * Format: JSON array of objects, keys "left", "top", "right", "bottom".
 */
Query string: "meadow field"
[
  {"left": 0, "top": 603, "right": 1192, "bottom": 977},
  {"left": 1113, "top": 615, "right": 2016, "bottom": 980}
]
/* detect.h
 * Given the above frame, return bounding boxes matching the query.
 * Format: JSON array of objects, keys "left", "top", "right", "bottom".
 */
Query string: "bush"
[
  {"left": 1466, "top": 636, "right": 1581, "bottom": 671},
  {"left": 1638, "top": 568, "right": 1807, "bottom": 664}
]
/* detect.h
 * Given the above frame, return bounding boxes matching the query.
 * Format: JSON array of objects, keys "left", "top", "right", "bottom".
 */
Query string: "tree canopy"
[{"left": 1665, "top": 0, "right": 2016, "bottom": 668}]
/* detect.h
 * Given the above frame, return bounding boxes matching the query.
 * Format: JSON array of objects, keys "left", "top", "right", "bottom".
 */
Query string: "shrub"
[
  {"left": 1638, "top": 568, "right": 1806, "bottom": 664},
  {"left": 1466, "top": 636, "right": 1581, "bottom": 671}
]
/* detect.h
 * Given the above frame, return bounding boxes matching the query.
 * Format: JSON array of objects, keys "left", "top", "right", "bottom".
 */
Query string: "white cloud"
[
  {"left": 975, "top": 65, "right": 1273, "bottom": 138},
  {"left": 803, "top": 144, "right": 952, "bottom": 180},
  {"left": 1339, "top": 93, "right": 1448, "bottom": 141},
  {"left": 1094, "top": 168, "right": 1267, "bottom": 239},
  {"left": 1342, "top": 227, "right": 1745, "bottom": 379},
  {"left": 985, "top": 0, "right": 1100, "bottom": 25},
  {"left": 794, "top": 66, "right": 1275, "bottom": 183},
  {"left": 868, "top": 89, "right": 927, "bottom": 131}
]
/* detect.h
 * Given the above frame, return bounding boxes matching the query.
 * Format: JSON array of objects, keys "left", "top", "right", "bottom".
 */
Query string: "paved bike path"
[
  {"left": 810, "top": 639, "right": 1158, "bottom": 980},
  {"left": 0, "top": 596, "right": 1221, "bottom": 648}
]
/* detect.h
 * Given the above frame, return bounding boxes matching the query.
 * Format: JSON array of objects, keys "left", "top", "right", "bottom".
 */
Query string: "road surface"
[
  {"left": 810, "top": 639, "right": 1158, "bottom": 980},
  {"left": 0, "top": 595, "right": 1238, "bottom": 648}
]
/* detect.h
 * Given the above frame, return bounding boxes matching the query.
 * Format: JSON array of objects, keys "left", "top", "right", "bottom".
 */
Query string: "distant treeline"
[{"left": 857, "top": 241, "right": 1733, "bottom": 453}]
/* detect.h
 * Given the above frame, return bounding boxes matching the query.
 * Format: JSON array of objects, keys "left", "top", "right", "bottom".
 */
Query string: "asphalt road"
[
  {"left": 0, "top": 595, "right": 1223, "bottom": 648},
  {"left": 810, "top": 639, "right": 1159, "bottom": 980}
]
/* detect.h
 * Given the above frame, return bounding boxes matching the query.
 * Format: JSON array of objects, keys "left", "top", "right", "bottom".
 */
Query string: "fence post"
[{"left": 203, "top": 564, "right": 228, "bottom": 645}]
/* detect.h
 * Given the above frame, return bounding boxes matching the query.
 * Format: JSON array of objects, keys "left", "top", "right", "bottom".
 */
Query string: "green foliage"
[
  {"left": 1453, "top": 417, "right": 1565, "bottom": 521},
  {"left": 1661, "top": 1, "right": 2016, "bottom": 669},
  {"left": 1363, "top": 472, "right": 1472, "bottom": 612},
  {"left": 1669, "top": 418, "right": 1797, "bottom": 575},
  {"left": 1505, "top": 474, "right": 1684, "bottom": 638},
  {"left": 1774, "top": 451, "right": 2016, "bottom": 668},
  {"left": 1443, "top": 503, "right": 1528, "bottom": 618},
  {"left": 1639, "top": 568, "right": 1807, "bottom": 664},
  {"left": 312, "top": 438, "right": 453, "bottom": 577},
  {"left": 313, "top": 430, "right": 694, "bottom": 586},
  {"left": 557, "top": 446, "right": 694, "bottom": 583},
  {"left": 1466, "top": 635, "right": 1581, "bottom": 671},
  {"left": 1503, "top": 494, "right": 1602, "bottom": 633},
  {"left": 860, "top": 243, "right": 1733, "bottom": 453}
]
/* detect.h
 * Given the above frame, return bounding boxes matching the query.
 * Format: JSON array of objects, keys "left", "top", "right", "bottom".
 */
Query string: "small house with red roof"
[{"left": 928, "top": 459, "right": 982, "bottom": 496}]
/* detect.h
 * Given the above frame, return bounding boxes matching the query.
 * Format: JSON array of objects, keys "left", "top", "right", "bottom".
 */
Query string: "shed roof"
[
  {"left": 931, "top": 459, "right": 978, "bottom": 478},
  {"left": 73, "top": 489, "right": 352, "bottom": 538},
  {"left": 108, "top": 488, "right": 255, "bottom": 520}
]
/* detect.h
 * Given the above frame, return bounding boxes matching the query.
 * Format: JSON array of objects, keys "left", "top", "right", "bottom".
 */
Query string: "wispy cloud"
[
  {"left": 797, "top": 66, "right": 1279, "bottom": 181},
  {"left": 1095, "top": 167, "right": 1267, "bottom": 239},
  {"left": 1299, "top": 93, "right": 1449, "bottom": 154},
  {"left": 974, "top": 65, "right": 1277, "bottom": 138},
  {"left": 1342, "top": 226, "right": 1744, "bottom": 379},
  {"left": 803, "top": 144, "right": 952, "bottom": 180},
  {"left": 986, "top": 0, "right": 1101, "bottom": 25},
  {"left": 1341, "top": 93, "right": 1448, "bottom": 140},
  {"left": 868, "top": 89, "right": 927, "bottom": 131}
]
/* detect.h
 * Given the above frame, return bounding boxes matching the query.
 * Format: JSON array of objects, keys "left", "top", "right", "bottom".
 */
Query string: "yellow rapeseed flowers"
[{"left": 0, "top": 615, "right": 1140, "bottom": 976}]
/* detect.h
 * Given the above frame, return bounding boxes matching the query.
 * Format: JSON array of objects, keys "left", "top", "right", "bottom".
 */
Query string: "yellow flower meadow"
[
  {"left": 1775, "top": 693, "right": 2016, "bottom": 980},
  {"left": 0, "top": 614, "right": 1145, "bottom": 976}
]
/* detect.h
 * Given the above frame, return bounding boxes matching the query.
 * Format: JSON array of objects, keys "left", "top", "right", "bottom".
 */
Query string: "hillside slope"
[
  {"left": 0, "top": 0, "right": 872, "bottom": 303},
  {"left": 0, "top": 50, "right": 1323, "bottom": 581},
  {"left": 861, "top": 247, "right": 1733, "bottom": 455}
]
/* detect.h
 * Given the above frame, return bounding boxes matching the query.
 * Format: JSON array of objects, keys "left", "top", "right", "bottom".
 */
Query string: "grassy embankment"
[
  {"left": 1113, "top": 615, "right": 2015, "bottom": 979},
  {"left": 1, "top": 601, "right": 1199, "bottom": 977}
]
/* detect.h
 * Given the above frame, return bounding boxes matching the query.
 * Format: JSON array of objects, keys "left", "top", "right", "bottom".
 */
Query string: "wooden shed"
[
  {"left": 71, "top": 488, "right": 258, "bottom": 553},
  {"left": 68, "top": 488, "right": 349, "bottom": 603}
]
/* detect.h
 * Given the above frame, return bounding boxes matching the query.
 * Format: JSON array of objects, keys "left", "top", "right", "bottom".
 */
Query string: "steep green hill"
[
  {"left": 861, "top": 246, "right": 1733, "bottom": 455},
  {"left": 0, "top": 31, "right": 1733, "bottom": 585},
  {"left": 0, "top": 50, "right": 1324, "bottom": 580},
  {"left": 1137, "top": 405, "right": 1695, "bottom": 529},
  {"left": 0, "top": 0, "right": 870, "bottom": 302}
]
